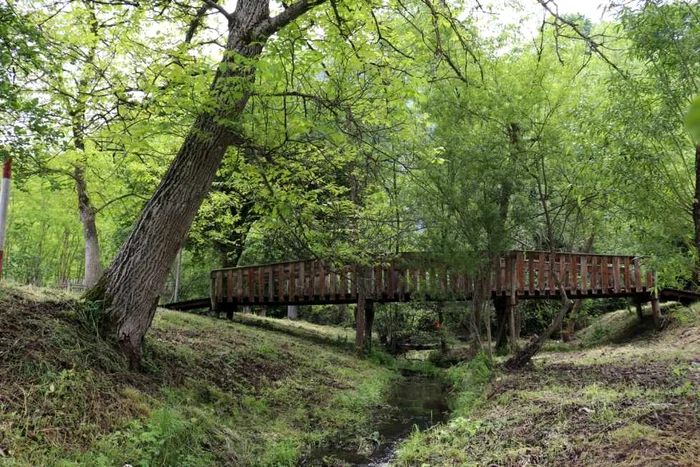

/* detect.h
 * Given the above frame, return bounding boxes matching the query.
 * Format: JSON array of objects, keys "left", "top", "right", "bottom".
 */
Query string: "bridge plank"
[
  {"left": 634, "top": 257, "right": 641, "bottom": 292},
  {"left": 268, "top": 266, "right": 274, "bottom": 302},
  {"left": 613, "top": 257, "right": 620, "bottom": 293},
  {"left": 601, "top": 256, "right": 609, "bottom": 292},
  {"left": 227, "top": 270, "right": 234, "bottom": 302},
  {"left": 216, "top": 271, "right": 223, "bottom": 305},
  {"left": 319, "top": 262, "right": 326, "bottom": 298},
  {"left": 591, "top": 256, "right": 598, "bottom": 294},
  {"left": 289, "top": 263, "right": 296, "bottom": 299},
  {"left": 299, "top": 261, "right": 305, "bottom": 298},
  {"left": 547, "top": 253, "right": 555, "bottom": 296},
  {"left": 258, "top": 267, "right": 264, "bottom": 301},
  {"left": 528, "top": 252, "right": 535, "bottom": 295},
  {"left": 624, "top": 257, "right": 631, "bottom": 291}
]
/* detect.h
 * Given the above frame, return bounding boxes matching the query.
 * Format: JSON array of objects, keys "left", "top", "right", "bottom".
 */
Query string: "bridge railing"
[{"left": 209, "top": 251, "right": 656, "bottom": 309}]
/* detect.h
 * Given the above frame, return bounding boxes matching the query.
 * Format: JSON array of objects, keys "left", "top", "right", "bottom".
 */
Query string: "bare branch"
[
  {"left": 203, "top": 0, "right": 233, "bottom": 22},
  {"left": 536, "top": 0, "right": 626, "bottom": 76},
  {"left": 254, "top": 0, "right": 327, "bottom": 39}
]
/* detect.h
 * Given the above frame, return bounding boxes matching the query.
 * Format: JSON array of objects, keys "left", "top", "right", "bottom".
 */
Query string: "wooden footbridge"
[{"left": 188, "top": 251, "right": 660, "bottom": 352}]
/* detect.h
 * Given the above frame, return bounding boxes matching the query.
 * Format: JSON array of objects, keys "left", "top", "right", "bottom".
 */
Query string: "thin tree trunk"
[
  {"left": 693, "top": 145, "right": 700, "bottom": 287},
  {"left": 505, "top": 292, "right": 573, "bottom": 370},
  {"left": 75, "top": 167, "right": 101, "bottom": 288},
  {"left": 85, "top": 0, "right": 325, "bottom": 369}
]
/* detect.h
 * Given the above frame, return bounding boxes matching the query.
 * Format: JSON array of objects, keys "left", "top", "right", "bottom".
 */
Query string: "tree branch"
[
  {"left": 536, "top": 0, "right": 626, "bottom": 76},
  {"left": 254, "top": 0, "right": 327, "bottom": 39},
  {"left": 203, "top": 0, "right": 233, "bottom": 22}
]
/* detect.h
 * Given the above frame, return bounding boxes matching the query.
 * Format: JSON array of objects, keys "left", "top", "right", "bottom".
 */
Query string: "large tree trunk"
[
  {"left": 74, "top": 167, "right": 101, "bottom": 288},
  {"left": 85, "top": 0, "right": 324, "bottom": 369}
]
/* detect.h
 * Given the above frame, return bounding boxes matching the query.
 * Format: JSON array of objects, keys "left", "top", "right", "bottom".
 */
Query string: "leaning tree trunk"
[
  {"left": 85, "top": 0, "right": 325, "bottom": 369},
  {"left": 74, "top": 167, "right": 101, "bottom": 288},
  {"left": 505, "top": 294, "right": 573, "bottom": 370}
]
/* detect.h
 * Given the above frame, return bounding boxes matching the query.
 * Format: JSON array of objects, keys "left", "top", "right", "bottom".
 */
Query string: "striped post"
[{"left": 0, "top": 158, "right": 11, "bottom": 280}]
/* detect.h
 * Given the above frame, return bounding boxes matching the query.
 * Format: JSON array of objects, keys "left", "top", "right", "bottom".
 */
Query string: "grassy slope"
[
  {"left": 0, "top": 286, "right": 395, "bottom": 466},
  {"left": 395, "top": 303, "right": 700, "bottom": 466}
]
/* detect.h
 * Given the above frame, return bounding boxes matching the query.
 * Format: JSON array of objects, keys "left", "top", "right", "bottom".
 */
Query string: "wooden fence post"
[{"left": 356, "top": 267, "right": 367, "bottom": 357}]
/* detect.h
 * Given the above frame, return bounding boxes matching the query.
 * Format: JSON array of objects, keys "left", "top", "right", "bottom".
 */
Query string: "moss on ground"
[
  {"left": 393, "top": 303, "right": 700, "bottom": 466},
  {"left": 0, "top": 286, "right": 396, "bottom": 466}
]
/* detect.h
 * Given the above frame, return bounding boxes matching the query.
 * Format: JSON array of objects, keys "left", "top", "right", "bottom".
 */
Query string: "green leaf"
[{"left": 685, "top": 94, "right": 700, "bottom": 143}]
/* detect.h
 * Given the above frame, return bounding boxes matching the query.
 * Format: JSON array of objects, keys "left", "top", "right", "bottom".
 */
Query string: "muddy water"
[{"left": 303, "top": 373, "right": 449, "bottom": 466}]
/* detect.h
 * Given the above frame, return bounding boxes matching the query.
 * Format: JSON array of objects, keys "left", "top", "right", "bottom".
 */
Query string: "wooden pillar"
[
  {"left": 356, "top": 297, "right": 366, "bottom": 357},
  {"left": 651, "top": 296, "right": 662, "bottom": 329},
  {"left": 287, "top": 305, "right": 298, "bottom": 320},
  {"left": 364, "top": 300, "right": 375, "bottom": 350},
  {"left": 494, "top": 297, "right": 508, "bottom": 349},
  {"left": 508, "top": 296, "right": 518, "bottom": 352},
  {"left": 634, "top": 300, "right": 644, "bottom": 321},
  {"left": 508, "top": 254, "right": 518, "bottom": 352},
  {"left": 226, "top": 305, "right": 236, "bottom": 320}
]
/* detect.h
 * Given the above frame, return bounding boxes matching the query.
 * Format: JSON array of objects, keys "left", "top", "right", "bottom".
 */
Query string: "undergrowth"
[
  {"left": 392, "top": 302, "right": 700, "bottom": 466},
  {"left": 0, "top": 286, "right": 396, "bottom": 466}
]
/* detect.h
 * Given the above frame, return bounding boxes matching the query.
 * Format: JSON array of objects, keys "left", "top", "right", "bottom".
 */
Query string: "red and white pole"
[{"left": 0, "top": 158, "right": 12, "bottom": 280}]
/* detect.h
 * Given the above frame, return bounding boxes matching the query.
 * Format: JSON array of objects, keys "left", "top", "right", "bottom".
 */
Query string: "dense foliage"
[{"left": 1, "top": 0, "right": 698, "bottom": 350}]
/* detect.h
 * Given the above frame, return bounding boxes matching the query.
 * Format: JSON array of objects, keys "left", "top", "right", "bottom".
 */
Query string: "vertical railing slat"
[{"left": 613, "top": 257, "right": 621, "bottom": 293}]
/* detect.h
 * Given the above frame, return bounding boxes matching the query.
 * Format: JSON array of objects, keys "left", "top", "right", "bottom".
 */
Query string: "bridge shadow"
[{"left": 226, "top": 313, "right": 356, "bottom": 351}]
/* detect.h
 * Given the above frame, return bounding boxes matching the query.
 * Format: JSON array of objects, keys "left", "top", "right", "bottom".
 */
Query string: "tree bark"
[
  {"left": 171, "top": 247, "right": 182, "bottom": 302},
  {"left": 85, "top": 0, "right": 325, "bottom": 369},
  {"left": 505, "top": 295, "right": 573, "bottom": 370},
  {"left": 74, "top": 167, "right": 101, "bottom": 288}
]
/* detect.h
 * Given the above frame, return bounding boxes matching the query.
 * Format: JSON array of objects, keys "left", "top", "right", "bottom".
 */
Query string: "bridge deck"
[{"left": 210, "top": 251, "right": 655, "bottom": 310}]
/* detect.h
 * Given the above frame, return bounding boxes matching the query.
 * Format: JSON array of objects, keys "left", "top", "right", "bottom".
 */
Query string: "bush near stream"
[{"left": 0, "top": 285, "right": 396, "bottom": 466}]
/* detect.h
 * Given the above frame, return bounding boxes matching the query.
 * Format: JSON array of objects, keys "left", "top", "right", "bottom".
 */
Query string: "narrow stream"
[{"left": 303, "top": 373, "right": 449, "bottom": 466}]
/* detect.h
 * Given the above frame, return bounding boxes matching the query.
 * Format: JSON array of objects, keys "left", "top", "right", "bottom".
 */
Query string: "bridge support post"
[
  {"left": 634, "top": 299, "right": 644, "bottom": 321},
  {"left": 651, "top": 295, "right": 662, "bottom": 329},
  {"left": 508, "top": 295, "right": 518, "bottom": 352},
  {"left": 494, "top": 297, "right": 508, "bottom": 350},
  {"left": 356, "top": 297, "right": 366, "bottom": 357},
  {"left": 226, "top": 306, "right": 236, "bottom": 320},
  {"left": 364, "top": 300, "right": 375, "bottom": 351}
]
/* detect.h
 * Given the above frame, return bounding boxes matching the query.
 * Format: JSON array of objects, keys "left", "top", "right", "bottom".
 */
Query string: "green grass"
[
  {"left": 0, "top": 286, "right": 397, "bottom": 466},
  {"left": 392, "top": 302, "right": 700, "bottom": 466}
]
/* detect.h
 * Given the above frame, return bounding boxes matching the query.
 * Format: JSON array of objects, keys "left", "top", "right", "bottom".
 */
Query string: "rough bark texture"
[
  {"left": 74, "top": 168, "right": 101, "bottom": 288},
  {"left": 86, "top": 0, "right": 325, "bottom": 369}
]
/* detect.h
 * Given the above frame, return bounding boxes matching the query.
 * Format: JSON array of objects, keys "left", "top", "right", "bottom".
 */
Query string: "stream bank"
[{"left": 303, "top": 371, "right": 450, "bottom": 466}]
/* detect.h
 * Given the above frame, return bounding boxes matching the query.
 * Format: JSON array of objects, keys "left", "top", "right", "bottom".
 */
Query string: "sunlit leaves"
[{"left": 685, "top": 94, "right": 700, "bottom": 143}]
